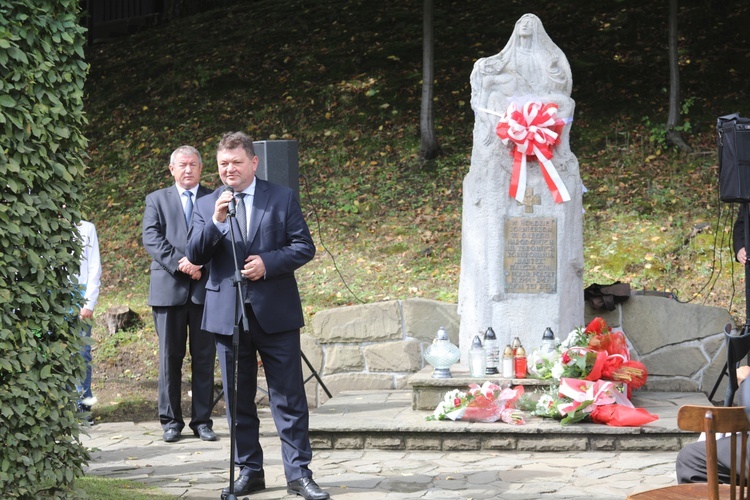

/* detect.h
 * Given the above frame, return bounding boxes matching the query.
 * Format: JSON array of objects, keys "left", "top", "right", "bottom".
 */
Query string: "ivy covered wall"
[{"left": 0, "top": 0, "right": 90, "bottom": 497}]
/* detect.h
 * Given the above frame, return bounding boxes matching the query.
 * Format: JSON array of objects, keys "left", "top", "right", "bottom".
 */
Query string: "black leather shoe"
[
  {"left": 162, "top": 428, "right": 181, "bottom": 443},
  {"left": 194, "top": 424, "right": 217, "bottom": 441},
  {"left": 221, "top": 475, "right": 265, "bottom": 497},
  {"left": 287, "top": 477, "right": 329, "bottom": 500}
]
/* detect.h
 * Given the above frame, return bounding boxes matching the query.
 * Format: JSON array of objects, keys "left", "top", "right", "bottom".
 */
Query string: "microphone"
[{"left": 224, "top": 186, "right": 236, "bottom": 216}]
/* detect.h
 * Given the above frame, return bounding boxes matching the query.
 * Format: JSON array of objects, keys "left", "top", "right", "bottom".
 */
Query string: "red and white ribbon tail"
[
  {"left": 509, "top": 152, "right": 527, "bottom": 203},
  {"left": 533, "top": 144, "right": 571, "bottom": 203}
]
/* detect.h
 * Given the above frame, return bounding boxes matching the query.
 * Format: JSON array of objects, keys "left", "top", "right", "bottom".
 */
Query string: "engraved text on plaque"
[{"left": 504, "top": 217, "right": 557, "bottom": 293}]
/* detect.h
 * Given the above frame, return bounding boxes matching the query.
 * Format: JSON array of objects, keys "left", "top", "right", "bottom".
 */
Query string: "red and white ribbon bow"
[{"left": 494, "top": 101, "right": 571, "bottom": 204}]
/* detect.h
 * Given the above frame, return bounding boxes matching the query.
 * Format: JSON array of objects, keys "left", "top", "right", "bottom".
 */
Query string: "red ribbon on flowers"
[
  {"left": 590, "top": 405, "right": 659, "bottom": 427},
  {"left": 495, "top": 101, "right": 570, "bottom": 204},
  {"left": 588, "top": 331, "right": 630, "bottom": 359},
  {"left": 584, "top": 351, "right": 608, "bottom": 381}
]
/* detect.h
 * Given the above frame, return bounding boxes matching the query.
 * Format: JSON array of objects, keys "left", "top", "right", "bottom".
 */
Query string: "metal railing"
[{"left": 82, "top": 0, "right": 163, "bottom": 44}]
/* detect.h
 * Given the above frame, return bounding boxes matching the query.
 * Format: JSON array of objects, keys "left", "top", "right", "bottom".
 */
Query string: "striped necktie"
[
  {"left": 235, "top": 193, "right": 247, "bottom": 242},
  {"left": 183, "top": 191, "right": 193, "bottom": 225}
]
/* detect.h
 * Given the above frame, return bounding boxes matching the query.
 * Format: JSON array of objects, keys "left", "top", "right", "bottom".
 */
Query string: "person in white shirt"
[{"left": 73, "top": 220, "right": 102, "bottom": 417}]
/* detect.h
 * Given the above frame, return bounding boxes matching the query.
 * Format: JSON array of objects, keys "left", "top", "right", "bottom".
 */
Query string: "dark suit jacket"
[
  {"left": 187, "top": 179, "right": 315, "bottom": 335},
  {"left": 142, "top": 184, "right": 212, "bottom": 307}
]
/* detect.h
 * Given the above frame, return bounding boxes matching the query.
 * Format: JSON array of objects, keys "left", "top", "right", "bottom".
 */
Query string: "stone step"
[
  {"left": 308, "top": 390, "right": 711, "bottom": 452},
  {"left": 409, "top": 365, "right": 556, "bottom": 411}
]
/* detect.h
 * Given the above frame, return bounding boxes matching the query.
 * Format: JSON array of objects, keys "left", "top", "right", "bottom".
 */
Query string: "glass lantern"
[{"left": 423, "top": 326, "right": 460, "bottom": 378}]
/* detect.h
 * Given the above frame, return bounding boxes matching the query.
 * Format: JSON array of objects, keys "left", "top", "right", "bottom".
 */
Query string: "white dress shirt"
[{"left": 73, "top": 220, "right": 102, "bottom": 311}]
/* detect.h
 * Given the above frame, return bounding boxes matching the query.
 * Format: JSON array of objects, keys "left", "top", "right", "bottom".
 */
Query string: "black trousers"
[
  {"left": 153, "top": 302, "right": 216, "bottom": 432},
  {"left": 215, "top": 305, "right": 313, "bottom": 482}
]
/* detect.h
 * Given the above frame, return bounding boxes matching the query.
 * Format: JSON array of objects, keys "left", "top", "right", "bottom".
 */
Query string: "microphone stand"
[{"left": 221, "top": 201, "right": 248, "bottom": 500}]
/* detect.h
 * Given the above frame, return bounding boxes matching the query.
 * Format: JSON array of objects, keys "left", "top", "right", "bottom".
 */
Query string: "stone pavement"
[{"left": 81, "top": 397, "right": 694, "bottom": 499}]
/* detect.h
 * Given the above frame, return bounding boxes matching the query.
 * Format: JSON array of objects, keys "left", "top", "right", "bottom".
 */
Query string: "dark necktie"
[
  {"left": 183, "top": 191, "right": 193, "bottom": 225},
  {"left": 235, "top": 193, "right": 247, "bottom": 242}
]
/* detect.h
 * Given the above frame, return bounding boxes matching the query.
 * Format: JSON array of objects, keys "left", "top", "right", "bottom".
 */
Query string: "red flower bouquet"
[
  {"left": 531, "top": 317, "right": 657, "bottom": 427},
  {"left": 557, "top": 377, "right": 658, "bottom": 426},
  {"left": 463, "top": 383, "right": 525, "bottom": 424},
  {"left": 427, "top": 382, "right": 526, "bottom": 425}
]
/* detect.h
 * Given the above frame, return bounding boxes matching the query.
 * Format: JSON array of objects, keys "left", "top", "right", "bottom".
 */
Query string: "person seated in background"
[{"left": 675, "top": 365, "right": 750, "bottom": 484}]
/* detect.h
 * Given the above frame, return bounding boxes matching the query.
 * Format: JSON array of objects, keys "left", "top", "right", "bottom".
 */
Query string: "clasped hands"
[{"left": 178, "top": 256, "right": 202, "bottom": 280}]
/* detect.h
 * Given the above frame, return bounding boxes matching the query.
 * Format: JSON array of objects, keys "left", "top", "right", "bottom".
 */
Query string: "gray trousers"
[
  {"left": 676, "top": 435, "right": 745, "bottom": 484},
  {"left": 676, "top": 380, "right": 749, "bottom": 484}
]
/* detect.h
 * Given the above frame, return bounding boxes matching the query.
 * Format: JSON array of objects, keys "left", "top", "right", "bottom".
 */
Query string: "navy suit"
[
  {"left": 187, "top": 179, "right": 316, "bottom": 482},
  {"left": 142, "top": 184, "right": 216, "bottom": 433}
]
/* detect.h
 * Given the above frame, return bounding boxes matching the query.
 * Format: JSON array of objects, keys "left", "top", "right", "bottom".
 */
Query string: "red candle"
[{"left": 514, "top": 346, "right": 527, "bottom": 379}]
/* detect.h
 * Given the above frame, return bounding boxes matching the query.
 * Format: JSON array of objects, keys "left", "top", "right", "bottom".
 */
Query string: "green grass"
[
  {"left": 91, "top": 397, "right": 158, "bottom": 422},
  {"left": 75, "top": 477, "right": 172, "bottom": 499}
]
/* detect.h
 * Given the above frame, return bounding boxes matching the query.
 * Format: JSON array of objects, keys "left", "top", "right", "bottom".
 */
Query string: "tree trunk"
[
  {"left": 163, "top": 0, "right": 202, "bottom": 22},
  {"left": 104, "top": 305, "right": 137, "bottom": 335},
  {"left": 419, "top": 0, "right": 440, "bottom": 161},
  {"left": 666, "top": 0, "right": 692, "bottom": 152}
]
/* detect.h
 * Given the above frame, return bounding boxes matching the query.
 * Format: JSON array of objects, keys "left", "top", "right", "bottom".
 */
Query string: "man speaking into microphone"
[{"left": 187, "top": 132, "right": 327, "bottom": 500}]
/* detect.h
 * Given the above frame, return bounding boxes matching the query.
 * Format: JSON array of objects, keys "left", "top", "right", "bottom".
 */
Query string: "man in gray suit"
[{"left": 142, "top": 145, "right": 217, "bottom": 443}]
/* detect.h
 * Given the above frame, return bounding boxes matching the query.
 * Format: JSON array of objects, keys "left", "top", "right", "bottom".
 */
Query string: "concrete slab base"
[{"left": 309, "top": 389, "right": 711, "bottom": 452}]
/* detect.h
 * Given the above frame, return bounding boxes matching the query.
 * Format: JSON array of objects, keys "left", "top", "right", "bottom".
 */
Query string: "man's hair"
[
  {"left": 217, "top": 131, "right": 256, "bottom": 158},
  {"left": 170, "top": 145, "right": 202, "bottom": 165}
]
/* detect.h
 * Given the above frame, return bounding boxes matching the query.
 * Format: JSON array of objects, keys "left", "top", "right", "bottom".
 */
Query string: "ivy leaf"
[{"left": 0, "top": 95, "right": 15, "bottom": 107}]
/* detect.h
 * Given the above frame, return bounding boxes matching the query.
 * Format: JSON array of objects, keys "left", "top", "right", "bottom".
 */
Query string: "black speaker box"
[
  {"left": 253, "top": 140, "right": 300, "bottom": 200},
  {"left": 718, "top": 113, "right": 750, "bottom": 203}
]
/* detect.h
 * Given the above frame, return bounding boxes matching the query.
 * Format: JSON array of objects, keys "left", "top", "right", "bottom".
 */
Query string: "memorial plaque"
[{"left": 504, "top": 217, "right": 557, "bottom": 293}]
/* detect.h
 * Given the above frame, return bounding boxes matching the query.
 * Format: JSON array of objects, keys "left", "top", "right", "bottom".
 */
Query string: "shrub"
[{"left": 0, "top": 0, "right": 90, "bottom": 497}]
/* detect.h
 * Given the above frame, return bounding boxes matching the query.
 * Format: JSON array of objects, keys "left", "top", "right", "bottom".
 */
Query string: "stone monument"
[{"left": 458, "top": 14, "right": 584, "bottom": 365}]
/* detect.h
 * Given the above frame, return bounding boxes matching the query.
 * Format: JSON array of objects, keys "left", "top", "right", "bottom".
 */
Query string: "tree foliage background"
[{"left": 0, "top": 0, "right": 90, "bottom": 496}]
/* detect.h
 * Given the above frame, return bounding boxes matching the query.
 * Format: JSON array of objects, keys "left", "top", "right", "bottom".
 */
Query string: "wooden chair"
[{"left": 627, "top": 405, "right": 750, "bottom": 500}]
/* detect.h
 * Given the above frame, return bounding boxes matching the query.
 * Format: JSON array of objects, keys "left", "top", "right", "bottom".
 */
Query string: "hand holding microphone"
[
  {"left": 213, "top": 185, "right": 236, "bottom": 223},
  {"left": 225, "top": 186, "right": 236, "bottom": 216}
]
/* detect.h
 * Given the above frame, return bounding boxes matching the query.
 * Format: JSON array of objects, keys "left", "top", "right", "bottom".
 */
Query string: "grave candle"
[
  {"left": 468, "top": 335, "right": 486, "bottom": 377},
  {"left": 514, "top": 345, "right": 527, "bottom": 379}
]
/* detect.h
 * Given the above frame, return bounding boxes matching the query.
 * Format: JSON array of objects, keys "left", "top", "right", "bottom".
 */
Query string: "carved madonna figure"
[
  {"left": 457, "top": 13, "right": 583, "bottom": 365},
  {"left": 470, "top": 14, "right": 573, "bottom": 154}
]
